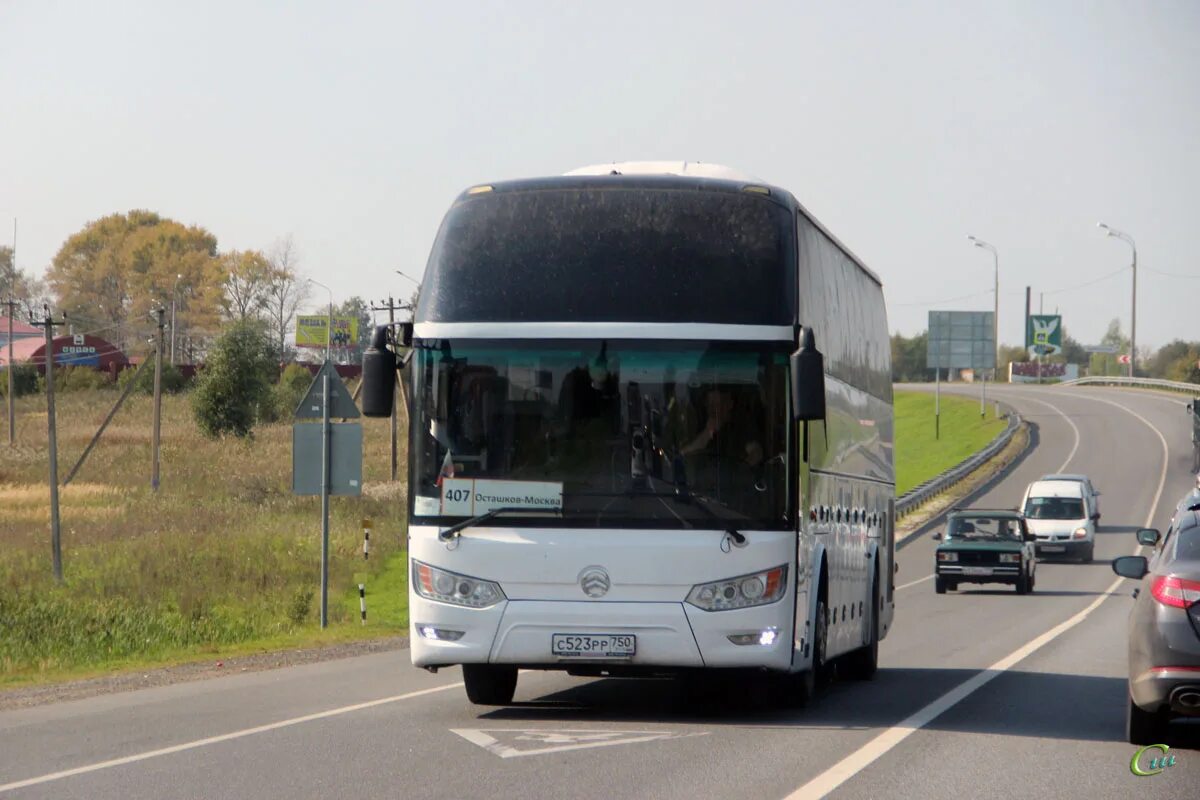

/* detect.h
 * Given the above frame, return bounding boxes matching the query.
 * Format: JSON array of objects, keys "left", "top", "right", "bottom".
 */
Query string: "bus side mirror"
[
  {"left": 790, "top": 327, "right": 826, "bottom": 421},
  {"left": 361, "top": 324, "right": 397, "bottom": 417}
]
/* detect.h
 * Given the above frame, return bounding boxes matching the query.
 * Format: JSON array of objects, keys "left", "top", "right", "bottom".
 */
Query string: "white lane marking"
[
  {"left": 1064, "top": 392, "right": 1170, "bottom": 519},
  {"left": 0, "top": 682, "right": 464, "bottom": 794},
  {"left": 1004, "top": 392, "right": 1080, "bottom": 473},
  {"left": 783, "top": 388, "right": 1171, "bottom": 800},
  {"left": 895, "top": 575, "right": 933, "bottom": 591},
  {"left": 452, "top": 727, "right": 707, "bottom": 758}
]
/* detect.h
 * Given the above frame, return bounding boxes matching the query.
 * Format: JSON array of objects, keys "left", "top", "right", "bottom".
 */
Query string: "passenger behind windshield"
[
  {"left": 410, "top": 340, "right": 789, "bottom": 527},
  {"left": 947, "top": 517, "right": 1021, "bottom": 539},
  {"left": 1024, "top": 497, "right": 1084, "bottom": 520}
]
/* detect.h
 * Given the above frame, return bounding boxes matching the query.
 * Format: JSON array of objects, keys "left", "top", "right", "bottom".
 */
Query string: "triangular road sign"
[
  {"left": 294, "top": 361, "right": 360, "bottom": 419},
  {"left": 450, "top": 728, "right": 706, "bottom": 759}
]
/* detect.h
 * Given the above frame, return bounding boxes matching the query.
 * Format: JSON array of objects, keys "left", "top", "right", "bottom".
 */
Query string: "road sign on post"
[
  {"left": 1117, "top": 354, "right": 1131, "bottom": 365},
  {"left": 292, "top": 361, "right": 362, "bottom": 629},
  {"left": 926, "top": 310, "right": 996, "bottom": 437},
  {"left": 1027, "top": 315, "right": 1063, "bottom": 357}
]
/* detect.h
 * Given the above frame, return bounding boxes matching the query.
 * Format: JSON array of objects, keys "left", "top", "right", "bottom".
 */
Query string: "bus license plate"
[
  {"left": 963, "top": 567, "right": 993, "bottom": 576},
  {"left": 552, "top": 634, "right": 636, "bottom": 658}
]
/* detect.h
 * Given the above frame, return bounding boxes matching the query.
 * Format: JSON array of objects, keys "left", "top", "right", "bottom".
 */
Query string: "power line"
[
  {"left": 1042, "top": 265, "right": 1128, "bottom": 296},
  {"left": 1143, "top": 266, "right": 1200, "bottom": 280}
]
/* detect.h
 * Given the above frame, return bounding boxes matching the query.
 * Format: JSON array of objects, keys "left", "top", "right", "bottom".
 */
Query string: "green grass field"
[
  {"left": 0, "top": 387, "right": 410, "bottom": 686},
  {"left": 893, "top": 389, "right": 1007, "bottom": 496},
  {"left": 0, "top": 383, "right": 1004, "bottom": 686}
]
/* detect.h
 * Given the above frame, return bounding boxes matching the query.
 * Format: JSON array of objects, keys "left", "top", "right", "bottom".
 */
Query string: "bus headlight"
[
  {"left": 686, "top": 565, "right": 788, "bottom": 611},
  {"left": 413, "top": 560, "right": 505, "bottom": 608}
]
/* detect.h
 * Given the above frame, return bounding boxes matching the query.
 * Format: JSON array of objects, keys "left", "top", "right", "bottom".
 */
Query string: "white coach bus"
[{"left": 362, "top": 162, "right": 894, "bottom": 706}]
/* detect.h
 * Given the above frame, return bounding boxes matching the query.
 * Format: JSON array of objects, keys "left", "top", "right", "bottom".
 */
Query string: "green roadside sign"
[{"left": 1027, "top": 315, "right": 1062, "bottom": 357}]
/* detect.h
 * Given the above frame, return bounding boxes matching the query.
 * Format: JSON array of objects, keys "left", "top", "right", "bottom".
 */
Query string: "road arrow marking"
[{"left": 451, "top": 728, "right": 706, "bottom": 758}]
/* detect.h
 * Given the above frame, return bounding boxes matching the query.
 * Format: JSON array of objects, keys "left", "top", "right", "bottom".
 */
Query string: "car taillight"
[{"left": 1150, "top": 575, "right": 1200, "bottom": 609}]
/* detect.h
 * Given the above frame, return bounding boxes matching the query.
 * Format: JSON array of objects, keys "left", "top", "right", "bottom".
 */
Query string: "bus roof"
[
  {"left": 470, "top": 163, "right": 883, "bottom": 287},
  {"left": 565, "top": 161, "right": 764, "bottom": 183}
]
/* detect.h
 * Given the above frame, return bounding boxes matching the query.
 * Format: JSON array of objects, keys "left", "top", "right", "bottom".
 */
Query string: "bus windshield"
[{"left": 410, "top": 339, "right": 791, "bottom": 529}]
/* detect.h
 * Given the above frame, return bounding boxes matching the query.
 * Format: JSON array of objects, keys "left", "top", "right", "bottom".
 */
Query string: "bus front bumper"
[{"left": 410, "top": 597, "right": 793, "bottom": 671}]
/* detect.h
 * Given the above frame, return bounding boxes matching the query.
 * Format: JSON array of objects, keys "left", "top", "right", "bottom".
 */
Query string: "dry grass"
[{"left": 0, "top": 387, "right": 409, "bottom": 682}]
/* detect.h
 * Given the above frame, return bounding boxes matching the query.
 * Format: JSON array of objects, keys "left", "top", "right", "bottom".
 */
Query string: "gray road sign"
[
  {"left": 294, "top": 361, "right": 360, "bottom": 419},
  {"left": 292, "top": 422, "right": 362, "bottom": 495},
  {"left": 926, "top": 310, "right": 996, "bottom": 370}
]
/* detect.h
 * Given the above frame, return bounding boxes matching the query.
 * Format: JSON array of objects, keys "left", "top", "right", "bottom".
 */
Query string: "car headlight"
[
  {"left": 999, "top": 553, "right": 1021, "bottom": 563},
  {"left": 1072, "top": 527, "right": 1088, "bottom": 539},
  {"left": 412, "top": 560, "right": 505, "bottom": 608},
  {"left": 937, "top": 552, "right": 959, "bottom": 562},
  {"left": 687, "top": 565, "right": 788, "bottom": 611}
]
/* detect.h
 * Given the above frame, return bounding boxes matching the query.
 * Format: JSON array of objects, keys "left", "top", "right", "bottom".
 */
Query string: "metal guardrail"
[
  {"left": 1058, "top": 376, "right": 1200, "bottom": 395},
  {"left": 895, "top": 408, "right": 1021, "bottom": 518}
]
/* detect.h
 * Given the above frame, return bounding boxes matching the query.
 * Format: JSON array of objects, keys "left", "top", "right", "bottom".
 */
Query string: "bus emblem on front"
[{"left": 579, "top": 567, "right": 611, "bottom": 598}]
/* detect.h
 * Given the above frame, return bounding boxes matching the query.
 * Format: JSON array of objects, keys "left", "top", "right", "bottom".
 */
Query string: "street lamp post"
[
  {"left": 1097, "top": 223, "right": 1137, "bottom": 378},
  {"left": 307, "top": 278, "right": 334, "bottom": 362},
  {"left": 967, "top": 236, "right": 1000, "bottom": 377},
  {"left": 170, "top": 273, "right": 183, "bottom": 366}
]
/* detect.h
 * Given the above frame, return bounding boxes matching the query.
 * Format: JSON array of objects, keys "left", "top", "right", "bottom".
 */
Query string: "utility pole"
[
  {"left": 5, "top": 297, "right": 15, "bottom": 446},
  {"left": 8, "top": 218, "right": 17, "bottom": 446},
  {"left": 32, "top": 305, "right": 66, "bottom": 581},
  {"left": 370, "top": 296, "right": 411, "bottom": 482},
  {"left": 320, "top": 370, "right": 330, "bottom": 628},
  {"left": 152, "top": 308, "right": 165, "bottom": 491}
]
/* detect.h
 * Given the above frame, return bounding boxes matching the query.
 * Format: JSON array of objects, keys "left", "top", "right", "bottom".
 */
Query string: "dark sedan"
[{"left": 1112, "top": 507, "right": 1200, "bottom": 744}]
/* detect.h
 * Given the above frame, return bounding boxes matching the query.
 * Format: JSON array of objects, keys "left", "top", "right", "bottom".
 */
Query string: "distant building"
[
  {"left": 0, "top": 331, "right": 129, "bottom": 373},
  {"left": 0, "top": 315, "right": 41, "bottom": 351}
]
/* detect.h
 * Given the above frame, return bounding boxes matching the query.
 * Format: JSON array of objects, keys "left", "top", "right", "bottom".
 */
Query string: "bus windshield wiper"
[{"left": 685, "top": 493, "right": 747, "bottom": 546}]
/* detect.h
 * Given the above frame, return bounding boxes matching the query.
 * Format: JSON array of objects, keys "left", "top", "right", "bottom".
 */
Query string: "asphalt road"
[{"left": 2, "top": 385, "right": 1198, "bottom": 799}]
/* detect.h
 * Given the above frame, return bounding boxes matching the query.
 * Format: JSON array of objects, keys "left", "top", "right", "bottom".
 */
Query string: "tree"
[
  {"left": 1144, "top": 340, "right": 1195, "bottom": 379},
  {"left": 47, "top": 211, "right": 223, "bottom": 353},
  {"left": 998, "top": 344, "right": 1029, "bottom": 379},
  {"left": 890, "top": 331, "right": 929, "bottom": 382},
  {"left": 1090, "top": 318, "right": 1132, "bottom": 376},
  {"left": 0, "top": 246, "right": 50, "bottom": 318},
  {"left": 263, "top": 236, "right": 309, "bottom": 361},
  {"left": 1056, "top": 330, "right": 1088, "bottom": 366},
  {"left": 190, "top": 320, "right": 279, "bottom": 438},
  {"left": 337, "top": 296, "right": 372, "bottom": 357},
  {"left": 221, "top": 250, "right": 275, "bottom": 322}
]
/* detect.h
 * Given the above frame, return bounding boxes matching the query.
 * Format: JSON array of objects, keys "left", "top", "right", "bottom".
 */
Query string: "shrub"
[
  {"left": 59, "top": 366, "right": 113, "bottom": 392},
  {"left": 191, "top": 320, "right": 278, "bottom": 438},
  {"left": 0, "top": 364, "right": 38, "bottom": 397},
  {"left": 118, "top": 362, "right": 188, "bottom": 395},
  {"left": 274, "top": 364, "right": 314, "bottom": 419}
]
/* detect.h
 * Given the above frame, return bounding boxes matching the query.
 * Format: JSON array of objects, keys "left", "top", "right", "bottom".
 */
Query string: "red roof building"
[{"left": 0, "top": 332, "right": 129, "bottom": 372}]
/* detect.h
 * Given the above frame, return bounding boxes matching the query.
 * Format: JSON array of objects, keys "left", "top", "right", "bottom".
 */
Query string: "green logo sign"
[
  {"left": 1027, "top": 315, "right": 1062, "bottom": 357},
  {"left": 1130, "top": 743, "right": 1177, "bottom": 776}
]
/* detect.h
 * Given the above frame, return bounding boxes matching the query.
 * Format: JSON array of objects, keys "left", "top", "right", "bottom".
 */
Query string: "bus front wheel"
[{"left": 463, "top": 664, "right": 518, "bottom": 705}]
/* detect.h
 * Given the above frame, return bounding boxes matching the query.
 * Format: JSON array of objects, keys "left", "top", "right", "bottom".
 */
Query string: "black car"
[
  {"left": 1112, "top": 505, "right": 1200, "bottom": 744},
  {"left": 932, "top": 509, "right": 1037, "bottom": 594}
]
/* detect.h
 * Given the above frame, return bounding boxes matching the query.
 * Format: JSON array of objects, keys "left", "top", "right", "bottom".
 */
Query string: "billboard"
[
  {"left": 295, "top": 316, "right": 358, "bottom": 349},
  {"left": 926, "top": 310, "right": 996, "bottom": 370},
  {"left": 1027, "top": 315, "right": 1062, "bottom": 357}
]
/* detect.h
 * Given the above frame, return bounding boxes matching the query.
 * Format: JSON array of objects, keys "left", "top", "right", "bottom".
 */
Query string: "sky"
[{"left": 2, "top": 1, "right": 1199, "bottom": 351}]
